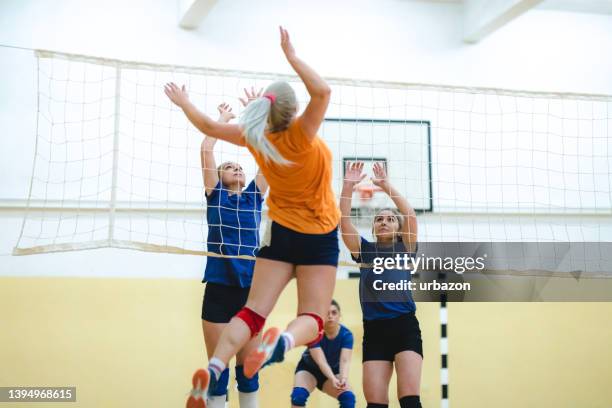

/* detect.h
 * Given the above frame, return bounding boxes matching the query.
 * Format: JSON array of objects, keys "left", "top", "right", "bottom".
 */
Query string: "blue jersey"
[
  {"left": 204, "top": 180, "right": 263, "bottom": 288},
  {"left": 354, "top": 237, "right": 416, "bottom": 321},
  {"left": 301, "top": 324, "right": 353, "bottom": 372}
]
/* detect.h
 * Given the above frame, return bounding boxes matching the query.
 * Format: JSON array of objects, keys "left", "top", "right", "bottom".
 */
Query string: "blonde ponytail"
[
  {"left": 239, "top": 81, "right": 297, "bottom": 165},
  {"left": 240, "top": 97, "right": 289, "bottom": 164}
]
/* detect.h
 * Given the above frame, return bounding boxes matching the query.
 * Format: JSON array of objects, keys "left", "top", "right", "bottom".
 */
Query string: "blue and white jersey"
[{"left": 204, "top": 180, "right": 263, "bottom": 288}]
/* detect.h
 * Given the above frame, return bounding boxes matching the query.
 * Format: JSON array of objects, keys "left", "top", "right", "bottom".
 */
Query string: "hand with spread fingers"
[
  {"left": 163, "top": 82, "right": 189, "bottom": 108},
  {"left": 239, "top": 87, "right": 263, "bottom": 107},
  {"left": 217, "top": 102, "right": 235, "bottom": 123},
  {"left": 371, "top": 161, "right": 390, "bottom": 192},
  {"left": 344, "top": 161, "right": 367, "bottom": 188}
]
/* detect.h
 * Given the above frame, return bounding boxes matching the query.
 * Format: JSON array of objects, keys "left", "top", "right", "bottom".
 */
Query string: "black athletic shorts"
[
  {"left": 201, "top": 282, "right": 250, "bottom": 323},
  {"left": 295, "top": 359, "right": 337, "bottom": 390},
  {"left": 362, "top": 312, "right": 423, "bottom": 362},
  {"left": 257, "top": 221, "right": 339, "bottom": 267}
]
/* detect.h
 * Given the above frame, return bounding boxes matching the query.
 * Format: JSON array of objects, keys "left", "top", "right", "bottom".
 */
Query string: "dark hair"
[{"left": 331, "top": 299, "right": 340, "bottom": 312}]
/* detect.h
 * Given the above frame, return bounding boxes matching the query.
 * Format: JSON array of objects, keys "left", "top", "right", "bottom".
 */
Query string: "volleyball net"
[{"left": 9, "top": 49, "right": 612, "bottom": 275}]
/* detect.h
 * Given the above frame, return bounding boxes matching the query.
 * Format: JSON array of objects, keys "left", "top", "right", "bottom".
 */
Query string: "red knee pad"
[
  {"left": 236, "top": 307, "right": 266, "bottom": 338},
  {"left": 299, "top": 312, "right": 324, "bottom": 347}
]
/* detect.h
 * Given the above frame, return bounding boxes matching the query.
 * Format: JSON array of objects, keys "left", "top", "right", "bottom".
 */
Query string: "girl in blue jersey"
[
  {"left": 196, "top": 95, "right": 269, "bottom": 408},
  {"left": 290, "top": 300, "right": 356, "bottom": 408},
  {"left": 340, "top": 162, "right": 423, "bottom": 408}
]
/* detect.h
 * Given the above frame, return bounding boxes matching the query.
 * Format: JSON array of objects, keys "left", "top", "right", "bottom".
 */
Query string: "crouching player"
[{"left": 291, "top": 300, "right": 356, "bottom": 408}]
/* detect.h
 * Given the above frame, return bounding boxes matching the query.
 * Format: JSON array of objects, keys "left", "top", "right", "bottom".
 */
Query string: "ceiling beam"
[
  {"left": 463, "top": 0, "right": 545, "bottom": 43},
  {"left": 179, "top": 0, "right": 218, "bottom": 29},
  {"left": 537, "top": 0, "right": 612, "bottom": 15}
]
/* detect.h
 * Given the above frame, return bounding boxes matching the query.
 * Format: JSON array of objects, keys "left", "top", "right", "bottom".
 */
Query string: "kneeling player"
[{"left": 290, "top": 300, "right": 356, "bottom": 408}]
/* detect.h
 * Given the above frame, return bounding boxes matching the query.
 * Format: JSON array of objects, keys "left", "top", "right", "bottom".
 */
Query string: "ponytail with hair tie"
[
  {"left": 263, "top": 93, "right": 276, "bottom": 104},
  {"left": 239, "top": 81, "right": 296, "bottom": 165}
]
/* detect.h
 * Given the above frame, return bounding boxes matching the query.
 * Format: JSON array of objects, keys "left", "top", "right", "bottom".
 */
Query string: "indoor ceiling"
[{"left": 405, "top": 0, "right": 612, "bottom": 14}]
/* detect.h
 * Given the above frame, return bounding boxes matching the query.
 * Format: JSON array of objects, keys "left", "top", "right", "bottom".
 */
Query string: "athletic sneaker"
[
  {"left": 262, "top": 332, "right": 286, "bottom": 369},
  {"left": 207, "top": 369, "right": 218, "bottom": 398},
  {"left": 186, "top": 368, "right": 209, "bottom": 408},
  {"left": 243, "top": 327, "right": 281, "bottom": 378}
]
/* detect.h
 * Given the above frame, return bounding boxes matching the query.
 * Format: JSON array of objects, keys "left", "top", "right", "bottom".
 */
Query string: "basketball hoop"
[{"left": 355, "top": 184, "right": 383, "bottom": 202}]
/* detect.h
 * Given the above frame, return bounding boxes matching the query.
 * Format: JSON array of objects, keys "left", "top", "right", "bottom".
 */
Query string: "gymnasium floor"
[{"left": 2, "top": 276, "right": 611, "bottom": 407}]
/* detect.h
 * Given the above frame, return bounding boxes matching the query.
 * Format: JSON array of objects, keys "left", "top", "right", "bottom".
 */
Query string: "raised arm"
[
  {"left": 341, "top": 162, "right": 366, "bottom": 258},
  {"left": 309, "top": 348, "right": 344, "bottom": 390},
  {"left": 164, "top": 83, "right": 244, "bottom": 146},
  {"left": 201, "top": 103, "right": 236, "bottom": 196},
  {"left": 372, "top": 162, "right": 418, "bottom": 252},
  {"left": 255, "top": 169, "right": 268, "bottom": 195},
  {"left": 280, "top": 26, "right": 331, "bottom": 138},
  {"left": 201, "top": 137, "right": 218, "bottom": 196}
]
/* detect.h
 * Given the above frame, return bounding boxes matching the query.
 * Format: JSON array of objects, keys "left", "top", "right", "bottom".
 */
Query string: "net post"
[
  {"left": 12, "top": 51, "right": 41, "bottom": 255},
  {"left": 107, "top": 64, "right": 122, "bottom": 245}
]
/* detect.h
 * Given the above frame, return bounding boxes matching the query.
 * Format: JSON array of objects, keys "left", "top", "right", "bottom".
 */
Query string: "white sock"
[
  {"left": 208, "top": 357, "right": 226, "bottom": 380},
  {"left": 207, "top": 394, "right": 226, "bottom": 408},
  {"left": 238, "top": 391, "right": 258, "bottom": 408},
  {"left": 281, "top": 332, "right": 295, "bottom": 352}
]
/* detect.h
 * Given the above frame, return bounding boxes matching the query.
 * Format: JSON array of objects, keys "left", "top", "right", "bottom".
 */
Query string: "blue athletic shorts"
[
  {"left": 257, "top": 221, "right": 339, "bottom": 267},
  {"left": 201, "top": 282, "right": 250, "bottom": 323},
  {"left": 295, "top": 359, "right": 336, "bottom": 390},
  {"left": 363, "top": 312, "right": 423, "bottom": 362}
]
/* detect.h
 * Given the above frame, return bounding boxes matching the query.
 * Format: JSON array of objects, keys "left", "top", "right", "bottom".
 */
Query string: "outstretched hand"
[
  {"left": 371, "top": 162, "right": 389, "bottom": 190},
  {"left": 217, "top": 102, "right": 235, "bottom": 122},
  {"left": 164, "top": 82, "right": 189, "bottom": 108},
  {"left": 280, "top": 26, "right": 296, "bottom": 60},
  {"left": 239, "top": 87, "right": 263, "bottom": 107},
  {"left": 344, "top": 161, "right": 366, "bottom": 186}
]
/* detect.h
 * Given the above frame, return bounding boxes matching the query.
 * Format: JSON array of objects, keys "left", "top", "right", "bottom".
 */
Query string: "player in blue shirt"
[
  {"left": 291, "top": 300, "right": 356, "bottom": 408},
  {"left": 191, "top": 93, "right": 269, "bottom": 408},
  {"left": 340, "top": 162, "right": 423, "bottom": 408}
]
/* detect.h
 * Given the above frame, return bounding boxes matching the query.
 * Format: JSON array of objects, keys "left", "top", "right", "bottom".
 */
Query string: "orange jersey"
[{"left": 242, "top": 117, "right": 340, "bottom": 234}]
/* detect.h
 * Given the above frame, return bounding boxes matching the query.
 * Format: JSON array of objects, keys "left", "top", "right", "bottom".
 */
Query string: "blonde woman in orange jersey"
[{"left": 165, "top": 27, "right": 340, "bottom": 408}]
